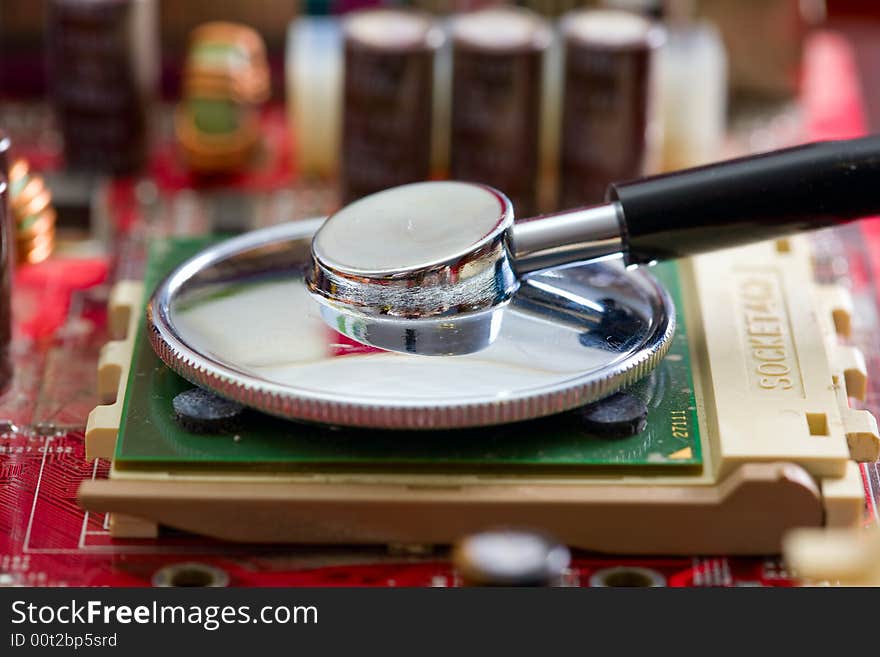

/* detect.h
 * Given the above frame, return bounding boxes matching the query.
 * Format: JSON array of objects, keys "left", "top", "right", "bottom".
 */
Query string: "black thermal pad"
[
  {"left": 172, "top": 387, "right": 245, "bottom": 434},
  {"left": 574, "top": 391, "right": 648, "bottom": 439}
]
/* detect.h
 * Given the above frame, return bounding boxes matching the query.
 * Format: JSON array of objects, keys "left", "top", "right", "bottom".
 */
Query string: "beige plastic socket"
[
  {"left": 81, "top": 462, "right": 822, "bottom": 552},
  {"left": 79, "top": 238, "right": 872, "bottom": 551},
  {"left": 819, "top": 461, "right": 867, "bottom": 529},
  {"left": 109, "top": 512, "right": 159, "bottom": 540}
]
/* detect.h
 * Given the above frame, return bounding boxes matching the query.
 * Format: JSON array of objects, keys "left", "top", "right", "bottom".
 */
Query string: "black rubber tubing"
[{"left": 607, "top": 135, "right": 880, "bottom": 265}]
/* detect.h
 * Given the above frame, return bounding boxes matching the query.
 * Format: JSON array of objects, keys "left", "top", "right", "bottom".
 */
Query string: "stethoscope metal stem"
[{"left": 512, "top": 202, "right": 625, "bottom": 275}]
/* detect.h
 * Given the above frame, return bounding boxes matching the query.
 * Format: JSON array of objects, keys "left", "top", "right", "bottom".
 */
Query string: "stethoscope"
[
  {"left": 308, "top": 136, "right": 880, "bottom": 355},
  {"left": 147, "top": 135, "right": 880, "bottom": 429}
]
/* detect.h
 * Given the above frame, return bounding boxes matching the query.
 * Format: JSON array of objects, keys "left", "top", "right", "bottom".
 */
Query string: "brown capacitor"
[
  {"left": 450, "top": 8, "right": 550, "bottom": 218},
  {"left": 558, "top": 9, "right": 663, "bottom": 208},
  {"left": 341, "top": 9, "right": 441, "bottom": 205},
  {"left": 46, "top": 0, "right": 158, "bottom": 174}
]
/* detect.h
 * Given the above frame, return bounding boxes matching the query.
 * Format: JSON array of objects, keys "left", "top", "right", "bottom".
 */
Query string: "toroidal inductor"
[{"left": 8, "top": 158, "right": 56, "bottom": 266}]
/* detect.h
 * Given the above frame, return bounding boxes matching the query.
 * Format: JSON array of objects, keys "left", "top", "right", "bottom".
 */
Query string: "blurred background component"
[
  {"left": 340, "top": 8, "right": 441, "bottom": 203},
  {"left": 46, "top": 0, "right": 159, "bottom": 174},
  {"left": 603, "top": 0, "right": 665, "bottom": 19},
  {"left": 450, "top": 7, "right": 550, "bottom": 216},
  {"left": 3, "top": 1, "right": 871, "bottom": 227},
  {"left": 657, "top": 4, "right": 727, "bottom": 170},
  {"left": 697, "top": 0, "right": 826, "bottom": 99},
  {"left": 558, "top": 8, "right": 664, "bottom": 207},
  {"left": 784, "top": 526, "right": 880, "bottom": 586},
  {"left": 286, "top": 13, "right": 343, "bottom": 178},
  {"left": 175, "top": 22, "right": 270, "bottom": 174},
  {"left": 0, "top": 131, "right": 11, "bottom": 393},
  {"left": 453, "top": 529, "right": 572, "bottom": 586},
  {"left": 8, "top": 157, "right": 56, "bottom": 265}
]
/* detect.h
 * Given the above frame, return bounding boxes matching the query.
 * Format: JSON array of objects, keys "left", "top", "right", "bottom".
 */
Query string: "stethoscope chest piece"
[{"left": 149, "top": 219, "right": 675, "bottom": 430}]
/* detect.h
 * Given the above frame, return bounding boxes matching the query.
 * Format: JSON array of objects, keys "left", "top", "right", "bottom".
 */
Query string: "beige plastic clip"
[{"left": 85, "top": 281, "right": 144, "bottom": 461}]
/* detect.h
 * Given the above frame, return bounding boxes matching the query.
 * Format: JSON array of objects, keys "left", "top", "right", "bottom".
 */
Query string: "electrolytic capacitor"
[
  {"left": 46, "top": 0, "right": 159, "bottom": 174},
  {"left": 558, "top": 9, "right": 664, "bottom": 208},
  {"left": 340, "top": 9, "right": 442, "bottom": 205},
  {"left": 450, "top": 7, "right": 550, "bottom": 218}
]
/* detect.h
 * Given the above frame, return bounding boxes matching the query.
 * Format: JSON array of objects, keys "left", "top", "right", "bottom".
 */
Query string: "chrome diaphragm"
[{"left": 306, "top": 181, "right": 623, "bottom": 355}]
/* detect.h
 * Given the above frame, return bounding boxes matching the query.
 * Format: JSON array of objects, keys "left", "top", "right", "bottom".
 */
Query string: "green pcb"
[{"left": 114, "top": 237, "right": 702, "bottom": 473}]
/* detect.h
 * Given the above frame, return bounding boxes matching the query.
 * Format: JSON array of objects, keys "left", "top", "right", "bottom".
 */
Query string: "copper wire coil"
[
  {"left": 20, "top": 236, "right": 54, "bottom": 265},
  {"left": 8, "top": 158, "right": 55, "bottom": 265},
  {"left": 15, "top": 187, "right": 52, "bottom": 219},
  {"left": 18, "top": 225, "right": 54, "bottom": 251},
  {"left": 12, "top": 174, "right": 41, "bottom": 203},
  {"left": 19, "top": 219, "right": 54, "bottom": 243},
  {"left": 16, "top": 222, "right": 55, "bottom": 265},
  {"left": 17, "top": 208, "right": 56, "bottom": 241},
  {"left": 8, "top": 159, "right": 27, "bottom": 184}
]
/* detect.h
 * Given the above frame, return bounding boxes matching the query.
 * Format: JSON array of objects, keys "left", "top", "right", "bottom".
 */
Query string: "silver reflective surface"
[
  {"left": 306, "top": 182, "right": 519, "bottom": 354},
  {"left": 148, "top": 219, "right": 675, "bottom": 429},
  {"left": 511, "top": 203, "right": 624, "bottom": 275},
  {"left": 305, "top": 181, "right": 627, "bottom": 356}
]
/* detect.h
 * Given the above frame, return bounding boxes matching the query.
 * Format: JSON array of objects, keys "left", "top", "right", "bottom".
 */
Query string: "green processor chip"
[{"left": 114, "top": 237, "right": 702, "bottom": 473}]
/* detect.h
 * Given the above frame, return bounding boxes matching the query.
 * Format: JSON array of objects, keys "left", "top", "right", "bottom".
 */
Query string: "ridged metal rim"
[{"left": 147, "top": 220, "right": 676, "bottom": 430}]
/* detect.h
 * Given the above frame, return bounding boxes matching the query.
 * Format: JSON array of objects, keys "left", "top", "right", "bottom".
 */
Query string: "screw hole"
[
  {"left": 152, "top": 563, "right": 230, "bottom": 588},
  {"left": 589, "top": 567, "right": 665, "bottom": 587}
]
